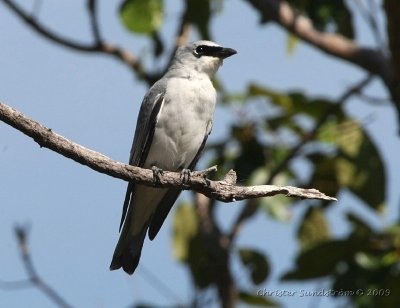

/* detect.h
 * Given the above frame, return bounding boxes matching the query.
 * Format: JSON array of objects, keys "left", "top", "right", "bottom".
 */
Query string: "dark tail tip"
[
  {"left": 109, "top": 257, "right": 122, "bottom": 271},
  {"left": 109, "top": 252, "right": 140, "bottom": 275}
]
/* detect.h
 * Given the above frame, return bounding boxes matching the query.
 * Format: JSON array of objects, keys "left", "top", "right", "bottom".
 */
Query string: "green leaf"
[
  {"left": 311, "top": 117, "right": 386, "bottom": 211},
  {"left": 172, "top": 203, "right": 213, "bottom": 289},
  {"left": 247, "top": 84, "right": 340, "bottom": 120},
  {"left": 186, "top": 233, "right": 214, "bottom": 289},
  {"left": 238, "top": 248, "right": 270, "bottom": 285},
  {"left": 336, "top": 119, "right": 386, "bottom": 211},
  {"left": 260, "top": 195, "right": 291, "bottom": 222},
  {"left": 232, "top": 124, "right": 266, "bottom": 180},
  {"left": 239, "top": 291, "right": 279, "bottom": 307},
  {"left": 354, "top": 252, "right": 384, "bottom": 270},
  {"left": 120, "top": 0, "right": 163, "bottom": 34},
  {"left": 346, "top": 212, "right": 373, "bottom": 238},
  {"left": 256, "top": 169, "right": 292, "bottom": 222},
  {"left": 297, "top": 206, "right": 330, "bottom": 251},
  {"left": 282, "top": 239, "right": 368, "bottom": 280},
  {"left": 172, "top": 202, "right": 197, "bottom": 261},
  {"left": 286, "top": 33, "right": 299, "bottom": 55},
  {"left": 316, "top": 119, "right": 338, "bottom": 143},
  {"left": 307, "top": 153, "right": 341, "bottom": 199},
  {"left": 248, "top": 84, "right": 295, "bottom": 114}
]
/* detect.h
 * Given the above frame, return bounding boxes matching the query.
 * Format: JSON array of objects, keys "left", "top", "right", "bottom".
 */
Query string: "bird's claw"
[
  {"left": 180, "top": 169, "right": 191, "bottom": 184},
  {"left": 151, "top": 166, "right": 164, "bottom": 185}
]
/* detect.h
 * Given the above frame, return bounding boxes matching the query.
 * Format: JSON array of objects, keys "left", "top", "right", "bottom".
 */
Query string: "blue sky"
[{"left": 1, "top": 1, "right": 399, "bottom": 307}]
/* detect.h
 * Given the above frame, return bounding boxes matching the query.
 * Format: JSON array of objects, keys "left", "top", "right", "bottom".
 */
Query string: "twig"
[
  {"left": 228, "top": 75, "right": 372, "bottom": 241},
  {"left": 4, "top": 226, "right": 73, "bottom": 308},
  {"left": 2, "top": 0, "right": 95, "bottom": 50},
  {"left": 356, "top": 93, "right": 391, "bottom": 105},
  {"left": 86, "top": 0, "right": 102, "bottom": 45},
  {"left": 355, "top": 0, "right": 386, "bottom": 50},
  {"left": 244, "top": 0, "right": 400, "bottom": 131},
  {"left": 1, "top": 0, "right": 153, "bottom": 84},
  {"left": 0, "top": 101, "right": 335, "bottom": 203},
  {"left": 245, "top": 0, "right": 390, "bottom": 82}
]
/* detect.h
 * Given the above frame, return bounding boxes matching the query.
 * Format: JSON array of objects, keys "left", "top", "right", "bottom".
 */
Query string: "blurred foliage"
[
  {"left": 99, "top": 0, "right": 400, "bottom": 305},
  {"left": 238, "top": 291, "right": 278, "bottom": 307},
  {"left": 286, "top": 33, "right": 299, "bottom": 55},
  {"left": 238, "top": 248, "right": 270, "bottom": 285},
  {"left": 283, "top": 214, "right": 400, "bottom": 307},
  {"left": 297, "top": 206, "right": 330, "bottom": 251},
  {"left": 311, "top": 118, "right": 386, "bottom": 211},
  {"left": 173, "top": 203, "right": 214, "bottom": 289},
  {"left": 120, "top": 0, "right": 163, "bottom": 34},
  {"left": 286, "top": 0, "right": 354, "bottom": 38},
  {"left": 203, "top": 80, "right": 391, "bottom": 306},
  {"left": 170, "top": 73, "right": 392, "bottom": 306},
  {"left": 172, "top": 203, "right": 275, "bottom": 306},
  {"left": 117, "top": 0, "right": 396, "bottom": 300}
]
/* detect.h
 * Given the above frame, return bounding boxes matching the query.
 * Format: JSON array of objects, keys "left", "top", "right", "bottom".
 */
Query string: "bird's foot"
[
  {"left": 151, "top": 166, "right": 164, "bottom": 185},
  {"left": 180, "top": 168, "right": 191, "bottom": 184}
]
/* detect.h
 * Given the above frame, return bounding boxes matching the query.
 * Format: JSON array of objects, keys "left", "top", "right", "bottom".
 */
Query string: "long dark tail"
[{"left": 109, "top": 225, "right": 148, "bottom": 275}]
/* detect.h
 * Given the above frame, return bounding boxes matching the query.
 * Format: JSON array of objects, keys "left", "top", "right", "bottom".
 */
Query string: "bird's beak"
[{"left": 216, "top": 47, "right": 237, "bottom": 59}]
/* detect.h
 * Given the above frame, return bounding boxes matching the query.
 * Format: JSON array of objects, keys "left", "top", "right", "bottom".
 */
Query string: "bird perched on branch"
[{"left": 110, "top": 40, "right": 237, "bottom": 275}]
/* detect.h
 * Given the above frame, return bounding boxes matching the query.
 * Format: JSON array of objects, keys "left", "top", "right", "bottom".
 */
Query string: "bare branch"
[
  {"left": 5, "top": 226, "right": 73, "bottom": 308},
  {"left": 1, "top": 0, "right": 154, "bottom": 84},
  {"left": 2, "top": 0, "right": 95, "bottom": 51},
  {"left": 355, "top": 0, "right": 386, "bottom": 49},
  {"left": 384, "top": 0, "right": 400, "bottom": 87},
  {"left": 244, "top": 0, "right": 400, "bottom": 132},
  {"left": 0, "top": 102, "right": 335, "bottom": 203},
  {"left": 86, "top": 0, "right": 102, "bottom": 45},
  {"left": 195, "top": 193, "right": 236, "bottom": 308},
  {"left": 245, "top": 0, "right": 390, "bottom": 80},
  {"left": 356, "top": 93, "right": 391, "bottom": 105}
]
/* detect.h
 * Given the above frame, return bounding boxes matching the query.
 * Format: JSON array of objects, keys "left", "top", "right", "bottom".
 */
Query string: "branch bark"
[
  {"left": 0, "top": 102, "right": 336, "bottom": 203},
  {"left": 384, "top": 0, "right": 400, "bottom": 106},
  {"left": 244, "top": 0, "right": 400, "bottom": 132},
  {"left": 195, "top": 194, "right": 236, "bottom": 308}
]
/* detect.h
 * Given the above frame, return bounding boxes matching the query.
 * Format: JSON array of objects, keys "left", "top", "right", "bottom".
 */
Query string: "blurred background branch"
[{"left": 0, "top": 226, "right": 72, "bottom": 308}]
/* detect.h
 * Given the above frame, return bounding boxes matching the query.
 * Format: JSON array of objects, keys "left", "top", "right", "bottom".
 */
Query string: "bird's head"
[{"left": 171, "top": 40, "right": 237, "bottom": 78}]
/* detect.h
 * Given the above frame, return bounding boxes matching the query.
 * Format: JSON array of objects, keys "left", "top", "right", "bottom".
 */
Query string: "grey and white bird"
[{"left": 110, "top": 40, "right": 237, "bottom": 275}]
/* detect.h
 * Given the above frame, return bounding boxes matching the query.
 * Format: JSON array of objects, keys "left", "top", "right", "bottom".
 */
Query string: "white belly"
[{"left": 144, "top": 77, "right": 216, "bottom": 171}]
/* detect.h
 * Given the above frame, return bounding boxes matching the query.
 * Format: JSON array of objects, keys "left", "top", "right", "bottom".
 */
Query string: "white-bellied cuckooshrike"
[{"left": 110, "top": 40, "right": 237, "bottom": 275}]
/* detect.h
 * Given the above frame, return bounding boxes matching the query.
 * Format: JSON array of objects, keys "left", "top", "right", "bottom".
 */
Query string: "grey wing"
[
  {"left": 119, "top": 82, "right": 166, "bottom": 231},
  {"left": 147, "top": 132, "right": 210, "bottom": 240},
  {"left": 129, "top": 82, "right": 166, "bottom": 167}
]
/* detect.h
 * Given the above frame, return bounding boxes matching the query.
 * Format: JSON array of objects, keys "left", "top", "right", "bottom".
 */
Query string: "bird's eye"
[{"left": 195, "top": 45, "right": 205, "bottom": 55}]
